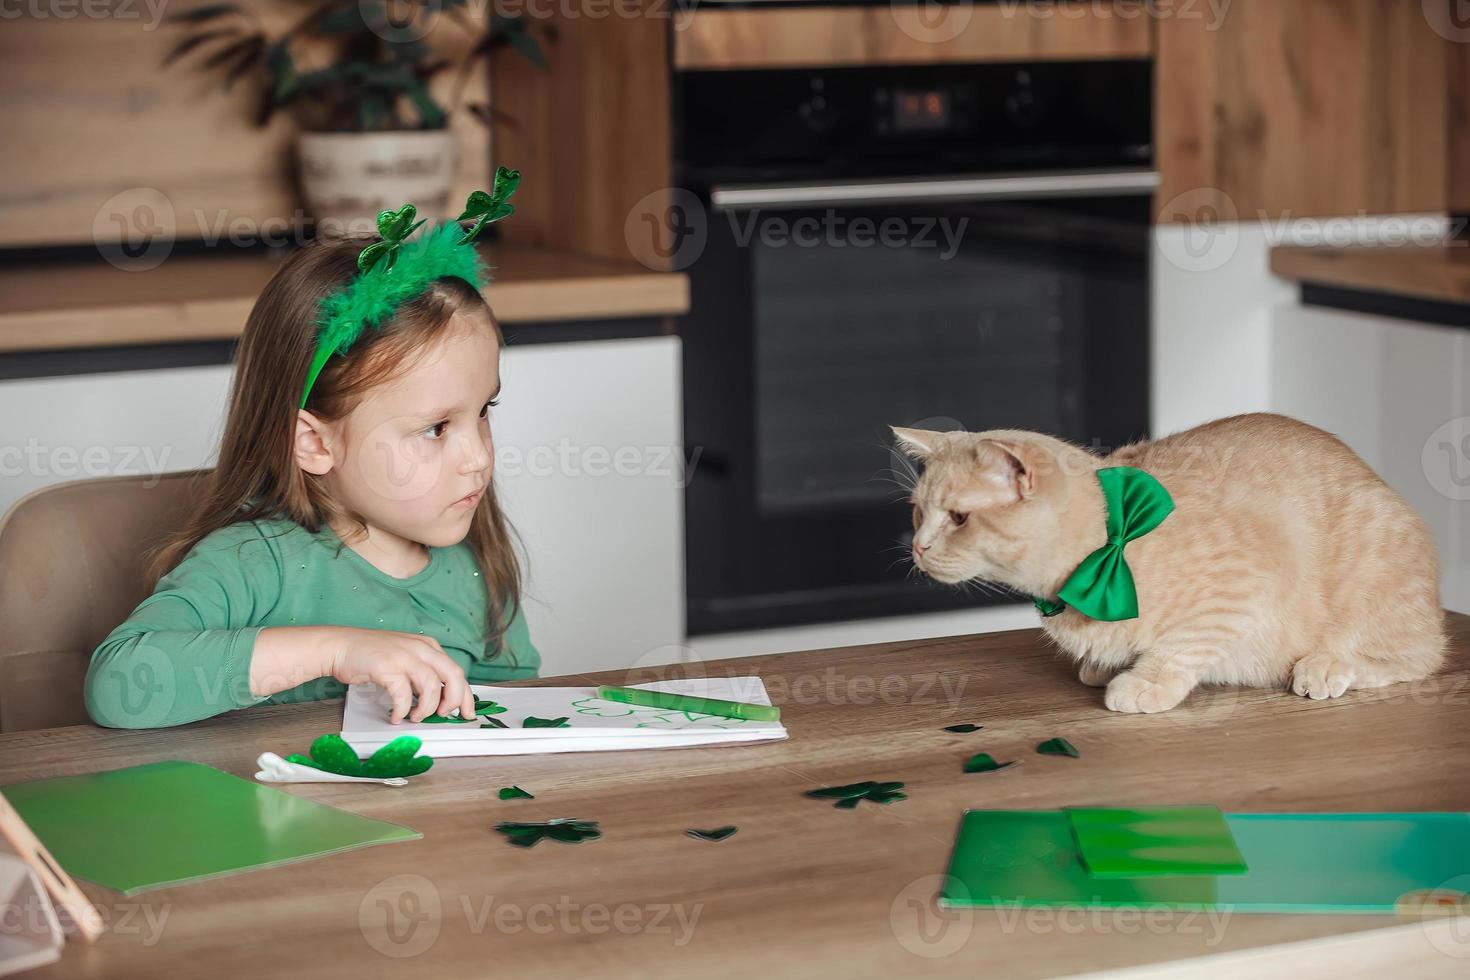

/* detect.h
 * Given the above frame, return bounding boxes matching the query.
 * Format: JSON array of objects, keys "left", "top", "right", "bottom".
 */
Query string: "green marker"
[{"left": 594, "top": 685, "right": 781, "bottom": 722}]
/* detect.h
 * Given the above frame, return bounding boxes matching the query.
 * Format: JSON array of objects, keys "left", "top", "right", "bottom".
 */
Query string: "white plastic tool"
[{"left": 253, "top": 752, "right": 409, "bottom": 787}]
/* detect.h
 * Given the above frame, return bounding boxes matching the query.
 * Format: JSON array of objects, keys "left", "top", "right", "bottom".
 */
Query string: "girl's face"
[{"left": 312, "top": 311, "right": 502, "bottom": 549}]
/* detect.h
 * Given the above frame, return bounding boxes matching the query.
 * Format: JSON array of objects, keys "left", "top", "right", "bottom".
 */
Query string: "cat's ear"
[
  {"left": 978, "top": 440, "right": 1038, "bottom": 499},
  {"left": 891, "top": 426, "right": 941, "bottom": 460}
]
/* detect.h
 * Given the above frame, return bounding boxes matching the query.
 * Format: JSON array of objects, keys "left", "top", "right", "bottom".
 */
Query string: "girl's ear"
[{"left": 293, "top": 410, "right": 336, "bottom": 476}]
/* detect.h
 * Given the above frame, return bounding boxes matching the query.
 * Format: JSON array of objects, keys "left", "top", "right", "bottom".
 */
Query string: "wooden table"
[{"left": 3, "top": 616, "right": 1469, "bottom": 979}]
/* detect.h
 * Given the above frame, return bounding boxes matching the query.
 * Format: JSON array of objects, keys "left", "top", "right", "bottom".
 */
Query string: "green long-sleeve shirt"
[{"left": 85, "top": 517, "right": 539, "bottom": 729}]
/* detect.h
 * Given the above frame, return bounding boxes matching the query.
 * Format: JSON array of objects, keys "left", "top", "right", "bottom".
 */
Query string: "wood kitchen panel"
[
  {"left": 490, "top": 2, "right": 672, "bottom": 270},
  {"left": 1156, "top": 1, "right": 1450, "bottom": 221},
  {"left": 674, "top": 2, "right": 1153, "bottom": 70},
  {"left": 0, "top": 6, "right": 489, "bottom": 248}
]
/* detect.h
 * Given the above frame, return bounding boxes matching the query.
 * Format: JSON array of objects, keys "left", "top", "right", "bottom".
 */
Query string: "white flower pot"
[{"left": 297, "top": 130, "right": 459, "bottom": 236}]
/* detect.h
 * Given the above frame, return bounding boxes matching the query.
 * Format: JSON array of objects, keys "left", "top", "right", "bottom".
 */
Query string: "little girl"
[{"left": 85, "top": 170, "right": 537, "bottom": 729}]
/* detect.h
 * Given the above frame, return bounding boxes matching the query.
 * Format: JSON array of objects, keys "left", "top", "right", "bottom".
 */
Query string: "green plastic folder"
[
  {"left": 940, "top": 809, "right": 1470, "bottom": 914},
  {"left": 3, "top": 760, "right": 420, "bottom": 895},
  {"left": 1066, "top": 805, "right": 1248, "bottom": 877}
]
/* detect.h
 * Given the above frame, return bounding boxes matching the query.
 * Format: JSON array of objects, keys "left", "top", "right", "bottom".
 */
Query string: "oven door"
[{"left": 682, "top": 170, "right": 1154, "bottom": 635}]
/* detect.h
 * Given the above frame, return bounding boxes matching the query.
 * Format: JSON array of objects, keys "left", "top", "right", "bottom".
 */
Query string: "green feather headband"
[{"left": 299, "top": 166, "right": 521, "bottom": 409}]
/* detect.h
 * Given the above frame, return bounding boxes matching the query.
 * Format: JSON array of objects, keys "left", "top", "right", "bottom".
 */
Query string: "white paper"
[{"left": 341, "top": 677, "right": 787, "bottom": 757}]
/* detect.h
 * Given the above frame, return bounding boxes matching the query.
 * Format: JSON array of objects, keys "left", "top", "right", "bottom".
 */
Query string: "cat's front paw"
[
  {"left": 1104, "top": 671, "right": 1191, "bottom": 713},
  {"left": 1291, "top": 654, "right": 1357, "bottom": 700}
]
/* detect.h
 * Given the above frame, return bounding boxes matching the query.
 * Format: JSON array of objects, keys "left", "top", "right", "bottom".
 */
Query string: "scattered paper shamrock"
[
  {"left": 494, "top": 818, "right": 601, "bottom": 848},
  {"left": 456, "top": 166, "right": 521, "bottom": 244},
  {"left": 963, "top": 753, "right": 1018, "bottom": 774},
  {"left": 286, "top": 734, "right": 433, "bottom": 779},
  {"left": 805, "top": 780, "right": 908, "bottom": 809},
  {"left": 944, "top": 723, "right": 983, "bottom": 733},
  {"left": 523, "top": 716, "right": 571, "bottom": 728},
  {"left": 422, "top": 699, "right": 507, "bottom": 724},
  {"left": 356, "top": 204, "right": 427, "bottom": 274},
  {"left": 1036, "top": 737, "right": 1080, "bottom": 758},
  {"left": 499, "top": 786, "right": 534, "bottom": 800},
  {"left": 686, "top": 826, "right": 738, "bottom": 842}
]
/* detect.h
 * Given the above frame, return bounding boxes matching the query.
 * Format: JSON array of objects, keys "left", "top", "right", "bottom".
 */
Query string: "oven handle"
[{"left": 708, "top": 168, "right": 1160, "bottom": 211}]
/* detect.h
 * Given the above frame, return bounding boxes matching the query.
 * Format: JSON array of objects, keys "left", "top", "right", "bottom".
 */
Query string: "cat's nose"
[{"left": 913, "top": 540, "right": 928, "bottom": 556}]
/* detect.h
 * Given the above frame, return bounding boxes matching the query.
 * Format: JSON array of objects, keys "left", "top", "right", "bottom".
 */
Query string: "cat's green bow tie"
[{"left": 1033, "top": 466, "right": 1175, "bottom": 622}]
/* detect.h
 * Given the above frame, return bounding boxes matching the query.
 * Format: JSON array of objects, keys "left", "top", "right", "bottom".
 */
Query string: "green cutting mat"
[
  {"left": 3, "top": 760, "right": 420, "bottom": 895},
  {"left": 941, "top": 809, "right": 1470, "bottom": 913},
  {"left": 1066, "top": 805, "right": 1248, "bottom": 877}
]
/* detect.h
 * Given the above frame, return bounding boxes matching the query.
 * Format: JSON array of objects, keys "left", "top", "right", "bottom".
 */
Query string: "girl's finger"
[
  {"left": 409, "top": 672, "right": 443, "bottom": 722},
  {"left": 381, "top": 675, "right": 413, "bottom": 725}
]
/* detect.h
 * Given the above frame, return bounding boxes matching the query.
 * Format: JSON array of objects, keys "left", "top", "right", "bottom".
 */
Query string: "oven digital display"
[{"left": 891, "top": 88, "right": 951, "bottom": 133}]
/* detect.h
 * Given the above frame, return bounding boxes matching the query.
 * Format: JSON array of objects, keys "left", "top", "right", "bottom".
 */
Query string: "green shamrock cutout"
[
  {"left": 285, "top": 734, "right": 433, "bottom": 779},
  {"left": 456, "top": 166, "right": 521, "bottom": 244},
  {"left": 805, "top": 780, "right": 907, "bottom": 809},
  {"left": 686, "top": 826, "right": 738, "bottom": 842},
  {"left": 499, "top": 786, "right": 534, "bottom": 800},
  {"left": 1036, "top": 737, "right": 1080, "bottom": 758},
  {"left": 356, "top": 204, "right": 427, "bottom": 274},
  {"left": 944, "top": 723, "right": 983, "bottom": 733},
  {"left": 481, "top": 717, "right": 508, "bottom": 729},
  {"left": 522, "top": 716, "right": 570, "bottom": 728},
  {"left": 422, "top": 698, "right": 506, "bottom": 724},
  {"left": 963, "top": 753, "right": 1018, "bottom": 774},
  {"left": 494, "top": 818, "right": 601, "bottom": 848}
]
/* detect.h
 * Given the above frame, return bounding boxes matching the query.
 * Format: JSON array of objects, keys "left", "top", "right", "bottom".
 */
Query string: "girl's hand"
[{"left": 327, "top": 628, "right": 478, "bottom": 724}]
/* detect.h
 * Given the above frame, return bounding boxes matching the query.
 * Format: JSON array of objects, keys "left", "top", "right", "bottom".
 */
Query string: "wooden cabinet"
[{"left": 1156, "top": 1, "right": 1453, "bottom": 222}]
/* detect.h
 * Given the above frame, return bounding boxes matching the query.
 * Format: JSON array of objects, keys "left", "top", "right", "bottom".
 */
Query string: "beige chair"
[{"left": 0, "top": 470, "right": 209, "bottom": 733}]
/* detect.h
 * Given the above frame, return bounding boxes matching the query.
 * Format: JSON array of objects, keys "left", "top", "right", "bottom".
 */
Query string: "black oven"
[{"left": 676, "top": 60, "right": 1154, "bottom": 635}]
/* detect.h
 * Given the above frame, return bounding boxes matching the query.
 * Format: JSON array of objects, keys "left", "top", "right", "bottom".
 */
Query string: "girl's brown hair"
[{"left": 148, "top": 237, "right": 523, "bottom": 652}]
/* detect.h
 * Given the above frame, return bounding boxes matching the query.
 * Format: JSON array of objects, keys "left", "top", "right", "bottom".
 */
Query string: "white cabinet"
[
  {"left": 1270, "top": 303, "right": 1469, "bottom": 614},
  {"left": 492, "top": 336, "right": 684, "bottom": 674},
  {"left": 0, "top": 336, "right": 685, "bottom": 675}
]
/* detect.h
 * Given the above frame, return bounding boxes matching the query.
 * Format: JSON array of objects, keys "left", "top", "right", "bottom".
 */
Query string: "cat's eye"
[{"left": 950, "top": 510, "right": 968, "bottom": 527}]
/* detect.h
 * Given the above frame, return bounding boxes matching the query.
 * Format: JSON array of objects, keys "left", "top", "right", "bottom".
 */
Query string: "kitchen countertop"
[
  {"left": 1270, "top": 243, "right": 1470, "bottom": 306},
  {"left": 0, "top": 244, "right": 689, "bottom": 354}
]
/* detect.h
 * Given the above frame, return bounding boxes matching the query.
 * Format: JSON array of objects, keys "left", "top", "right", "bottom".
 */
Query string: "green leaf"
[
  {"left": 362, "top": 736, "right": 435, "bottom": 778},
  {"left": 499, "top": 786, "right": 534, "bottom": 800},
  {"left": 474, "top": 700, "right": 507, "bottom": 715},
  {"left": 806, "top": 780, "right": 906, "bottom": 808},
  {"left": 1036, "top": 737, "right": 1080, "bottom": 758},
  {"left": 686, "top": 826, "right": 738, "bottom": 842},
  {"left": 291, "top": 734, "right": 364, "bottom": 777},
  {"left": 522, "top": 716, "right": 570, "bottom": 728},
  {"left": 494, "top": 819, "right": 600, "bottom": 847},
  {"left": 480, "top": 717, "right": 508, "bottom": 729},
  {"left": 963, "top": 753, "right": 1019, "bottom": 775},
  {"left": 944, "top": 723, "right": 983, "bottom": 733}
]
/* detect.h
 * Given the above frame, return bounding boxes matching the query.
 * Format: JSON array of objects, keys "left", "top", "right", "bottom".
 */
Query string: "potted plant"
[{"left": 165, "top": 0, "right": 546, "bottom": 233}]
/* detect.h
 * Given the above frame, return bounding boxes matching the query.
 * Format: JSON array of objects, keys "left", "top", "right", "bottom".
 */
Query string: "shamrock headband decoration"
[{"left": 299, "top": 166, "right": 521, "bottom": 409}]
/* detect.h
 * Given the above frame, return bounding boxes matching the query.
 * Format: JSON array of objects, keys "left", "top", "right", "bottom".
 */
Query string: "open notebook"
[{"left": 341, "top": 677, "right": 788, "bottom": 757}]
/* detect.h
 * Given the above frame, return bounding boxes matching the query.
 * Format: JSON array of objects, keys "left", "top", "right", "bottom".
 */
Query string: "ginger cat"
[{"left": 894, "top": 413, "right": 1445, "bottom": 713}]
